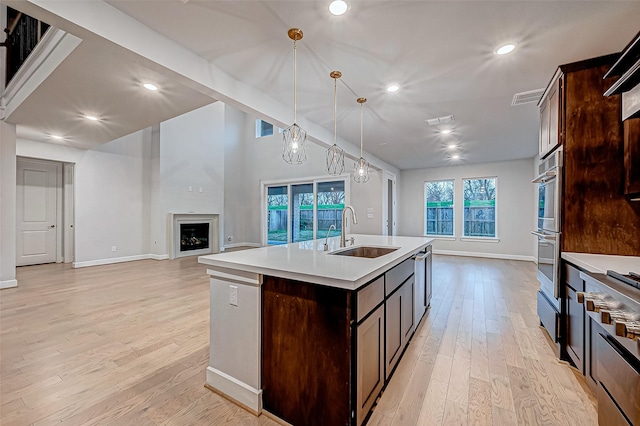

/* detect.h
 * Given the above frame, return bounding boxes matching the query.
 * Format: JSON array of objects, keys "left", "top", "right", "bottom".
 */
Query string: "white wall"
[
  {"left": 150, "top": 102, "right": 226, "bottom": 255},
  {"left": 399, "top": 158, "right": 535, "bottom": 261},
  {"left": 0, "top": 122, "right": 18, "bottom": 288},
  {"left": 225, "top": 110, "right": 386, "bottom": 245},
  {"left": 223, "top": 105, "right": 249, "bottom": 245},
  {"left": 16, "top": 130, "right": 152, "bottom": 264}
]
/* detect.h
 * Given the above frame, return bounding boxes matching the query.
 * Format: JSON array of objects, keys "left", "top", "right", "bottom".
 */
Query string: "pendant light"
[
  {"left": 354, "top": 97, "right": 370, "bottom": 183},
  {"left": 326, "top": 71, "right": 345, "bottom": 175},
  {"left": 282, "top": 28, "right": 308, "bottom": 165}
]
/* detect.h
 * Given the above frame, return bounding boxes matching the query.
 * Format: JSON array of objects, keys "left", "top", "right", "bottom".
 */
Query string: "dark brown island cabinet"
[{"left": 262, "top": 256, "right": 424, "bottom": 426}]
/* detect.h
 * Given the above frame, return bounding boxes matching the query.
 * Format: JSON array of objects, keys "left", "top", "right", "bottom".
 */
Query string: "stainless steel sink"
[{"left": 329, "top": 246, "right": 398, "bottom": 258}]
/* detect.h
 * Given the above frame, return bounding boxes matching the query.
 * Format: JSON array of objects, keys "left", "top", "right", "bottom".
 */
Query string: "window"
[
  {"left": 425, "top": 180, "right": 454, "bottom": 236},
  {"left": 291, "top": 183, "right": 314, "bottom": 243},
  {"left": 316, "top": 181, "right": 345, "bottom": 239},
  {"left": 463, "top": 177, "right": 496, "bottom": 237},
  {"left": 267, "top": 186, "right": 288, "bottom": 245},
  {"left": 265, "top": 179, "right": 347, "bottom": 245},
  {"left": 256, "top": 119, "right": 274, "bottom": 138}
]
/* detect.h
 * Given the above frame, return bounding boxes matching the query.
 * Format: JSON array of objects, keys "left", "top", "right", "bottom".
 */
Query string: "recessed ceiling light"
[
  {"left": 84, "top": 115, "right": 99, "bottom": 121},
  {"left": 495, "top": 43, "right": 516, "bottom": 55},
  {"left": 451, "top": 154, "right": 461, "bottom": 159},
  {"left": 447, "top": 143, "right": 457, "bottom": 150},
  {"left": 329, "top": 0, "right": 348, "bottom": 15},
  {"left": 51, "top": 134, "right": 64, "bottom": 140},
  {"left": 386, "top": 84, "right": 400, "bottom": 93},
  {"left": 440, "top": 129, "right": 452, "bottom": 135},
  {"left": 143, "top": 83, "right": 159, "bottom": 91}
]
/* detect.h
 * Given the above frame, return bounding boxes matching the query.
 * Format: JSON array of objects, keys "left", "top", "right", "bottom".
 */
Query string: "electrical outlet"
[
  {"left": 188, "top": 186, "right": 192, "bottom": 192},
  {"left": 229, "top": 285, "right": 238, "bottom": 306},
  {"left": 111, "top": 246, "right": 117, "bottom": 252}
]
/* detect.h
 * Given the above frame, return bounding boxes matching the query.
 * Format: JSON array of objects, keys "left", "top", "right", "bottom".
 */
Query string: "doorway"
[
  {"left": 16, "top": 157, "right": 74, "bottom": 266},
  {"left": 382, "top": 171, "right": 397, "bottom": 236}
]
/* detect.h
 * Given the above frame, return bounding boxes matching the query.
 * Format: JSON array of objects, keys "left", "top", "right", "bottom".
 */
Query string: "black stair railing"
[{"left": 1, "top": 7, "right": 50, "bottom": 86}]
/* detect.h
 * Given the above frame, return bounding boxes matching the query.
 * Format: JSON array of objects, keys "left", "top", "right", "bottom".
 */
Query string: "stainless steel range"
[{"left": 578, "top": 270, "right": 640, "bottom": 426}]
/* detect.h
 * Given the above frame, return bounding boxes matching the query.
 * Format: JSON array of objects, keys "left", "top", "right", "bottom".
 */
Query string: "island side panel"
[
  {"left": 207, "top": 272, "right": 263, "bottom": 413},
  {"left": 262, "top": 275, "right": 353, "bottom": 426}
]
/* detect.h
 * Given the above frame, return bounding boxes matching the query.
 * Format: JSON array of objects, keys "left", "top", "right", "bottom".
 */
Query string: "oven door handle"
[
  {"left": 532, "top": 169, "right": 558, "bottom": 184},
  {"left": 531, "top": 231, "right": 557, "bottom": 241}
]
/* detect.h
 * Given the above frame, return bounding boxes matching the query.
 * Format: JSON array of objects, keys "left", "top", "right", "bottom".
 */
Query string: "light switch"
[{"left": 229, "top": 285, "right": 238, "bottom": 306}]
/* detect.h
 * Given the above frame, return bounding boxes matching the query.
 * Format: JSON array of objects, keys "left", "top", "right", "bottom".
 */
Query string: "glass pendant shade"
[
  {"left": 326, "top": 70, "right": 345, "bottom": 175},
  {"left": 283, "top": 123, "right": 308, "bottom": 164},
  {"left": 354, "top": 157, "right": 370, "bottom": 183},
  {"left": 283, "top": 28, "right": 308, "bottom": 165},
  {"left": 326, "top": 143, "right": 345, "bottom": 175},
  {"left": 353, "top": 97, "right": 370, "bottom": 183}
]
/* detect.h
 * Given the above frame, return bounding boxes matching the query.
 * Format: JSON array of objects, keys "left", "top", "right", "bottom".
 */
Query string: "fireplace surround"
[{"left": 169, "top": 214, "right": 220, "bottom": 259}]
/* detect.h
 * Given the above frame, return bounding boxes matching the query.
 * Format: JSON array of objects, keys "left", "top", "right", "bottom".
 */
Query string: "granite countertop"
[{"left": 199, "top": 234, "right": 433, "bottom": 290}]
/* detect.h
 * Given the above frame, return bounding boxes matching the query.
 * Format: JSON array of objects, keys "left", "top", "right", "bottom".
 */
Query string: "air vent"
[
  {"left": 512, "top": 89, "right": 544, "bottom": 106},
  {"left": 425, "top": 115, "right": 454, "bottom": 126}
]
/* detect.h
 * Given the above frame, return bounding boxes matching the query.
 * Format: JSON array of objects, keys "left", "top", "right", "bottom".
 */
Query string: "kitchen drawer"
[
  {"left": 564, "top": 263, "right": 584, "bottom": 292},
  {"left": 357, "top": 276, "right": 384, "bottom": 323},
  {"left": 597, "top": 333, "right": 640, "bottom": 425},
  {"left": 538, "top": 290, "right": 559, "bottom": 343},
  {"left": 385, "top": 258, "right": 413, "bottom": 296},
  {"left": 597, "top": 386, "right": 631, "bottom": 426}
]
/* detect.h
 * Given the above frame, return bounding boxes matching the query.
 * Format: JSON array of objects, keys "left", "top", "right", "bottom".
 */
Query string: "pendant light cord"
[
  {"left": 333, "top": 77, "right": 337, "bottom": 146},
  {"left": 360, "top": 102, "right": 364, "bottom": 158},
  {"left": 293, "top": 39, "right": 297, "bottom": 125}
]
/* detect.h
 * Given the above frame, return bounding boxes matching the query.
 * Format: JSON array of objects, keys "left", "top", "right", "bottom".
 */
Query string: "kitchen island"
[{"left": 198, "top": 234, "right": 433, "bottom": 426}]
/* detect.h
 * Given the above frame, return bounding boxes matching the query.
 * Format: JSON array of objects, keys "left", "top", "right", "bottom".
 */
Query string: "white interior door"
[{"left": 16, "top": 159, "right": 61, "bottom": 266}]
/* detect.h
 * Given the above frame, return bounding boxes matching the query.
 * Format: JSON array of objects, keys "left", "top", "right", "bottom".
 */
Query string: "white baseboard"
[
  {"left": 0, "top": 279, "right": 18, "bottom": 289},
  {"left": 222, "top": 242, "right": 262, "bottom": 251},
  {"left": 206, "top": 366, "right": 262, "bottom": 414},
  {"left": 72, "top": 254, "right": 152, "bottom": 268},
  {"left": 149, "top": 254, "right": 169, "bottom": 261},
  {"left": 433, "top": 249, "right": 535, "bottom": 263}
]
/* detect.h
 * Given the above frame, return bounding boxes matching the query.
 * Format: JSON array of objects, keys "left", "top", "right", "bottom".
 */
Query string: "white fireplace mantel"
[{"left": 168, "top": 213, "right": 220, "bottom": 259}]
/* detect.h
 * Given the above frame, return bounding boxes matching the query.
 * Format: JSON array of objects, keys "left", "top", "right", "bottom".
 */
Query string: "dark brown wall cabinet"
[
  {"left": 624, "top": 118, "right": 640, "bottom": 200},
  {"left": 542, "top": 55, "right": 640, "bottom": 256}
]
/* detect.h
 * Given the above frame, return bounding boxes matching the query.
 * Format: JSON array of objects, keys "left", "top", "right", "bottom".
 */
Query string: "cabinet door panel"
[
  {"left": 548, "top": 82, "right": 560, "bottom": 152},
  {"left": 357, "top": 305, "right": 384, "bottom": 426},
  {"left": 540, "top": 99, "right": 550, "bottom": 157},
  {"left": 385, "top": 287, "right": 402, "bottom": 379},
  {"left": 566, "top": 284, "right": 584, "bottom": 372},
  {"left": 402, "top": 276, "right": 415, "bottom": 345}
]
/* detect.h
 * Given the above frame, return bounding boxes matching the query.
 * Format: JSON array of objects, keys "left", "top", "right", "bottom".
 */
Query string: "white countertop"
[
  {"left": 562, "top": 252, "right": 640, "bottom": 274},
  {"left": 198, "top": 234, "right": 433, "bottom": 290}
]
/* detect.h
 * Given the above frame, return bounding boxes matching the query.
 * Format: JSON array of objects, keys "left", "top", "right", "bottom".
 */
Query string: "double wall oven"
[{"left": 533, "top": 148, "right": 563, "bottom": 346}]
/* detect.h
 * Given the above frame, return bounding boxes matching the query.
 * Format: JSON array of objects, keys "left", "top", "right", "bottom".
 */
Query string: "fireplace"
[
  {"left": 180, "top": 223, "right": 209, "bottom": 252},
  {"left": 169, "top": 213, "right": 219, "bottom": 259}
]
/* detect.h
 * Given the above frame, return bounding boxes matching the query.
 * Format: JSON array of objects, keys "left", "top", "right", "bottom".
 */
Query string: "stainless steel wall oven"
[
  {"left": 533, "top": 148, "right": 563, "bottom": 350},
  {"left": 533, "top": 148, "right": 563, "bottom": 309}
]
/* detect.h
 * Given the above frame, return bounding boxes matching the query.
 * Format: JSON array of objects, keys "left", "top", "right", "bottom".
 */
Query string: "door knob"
[{"left": 49, "top": 225, "right": 55, "bottom": 228}]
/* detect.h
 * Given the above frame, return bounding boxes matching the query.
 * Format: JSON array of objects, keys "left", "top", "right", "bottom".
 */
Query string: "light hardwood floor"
[{"left": 0, "top": 255, "right": 597, "bottom": 425}]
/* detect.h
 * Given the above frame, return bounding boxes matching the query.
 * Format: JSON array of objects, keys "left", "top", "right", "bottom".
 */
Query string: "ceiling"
[{"left": 5, "top": 1, "right": 640, "bottom": 169}]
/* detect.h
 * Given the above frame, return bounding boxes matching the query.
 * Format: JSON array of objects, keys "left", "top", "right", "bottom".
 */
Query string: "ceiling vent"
[
  {"left": 511, "top": 89, "right": 544, "bottom": 106},
  {"left": 425, "top": 115, "right": 454, "bottom": 126}
]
